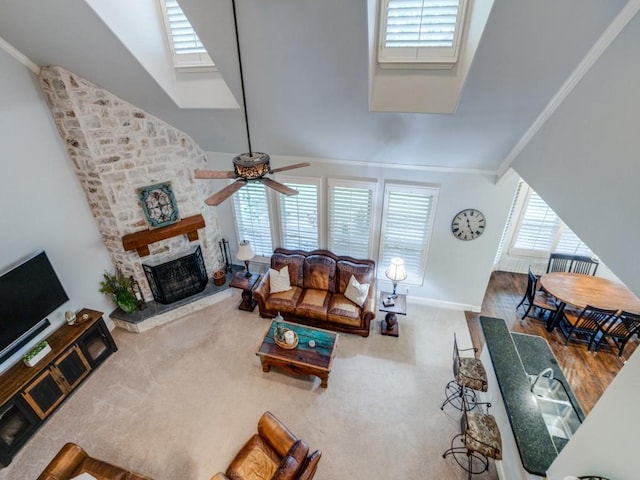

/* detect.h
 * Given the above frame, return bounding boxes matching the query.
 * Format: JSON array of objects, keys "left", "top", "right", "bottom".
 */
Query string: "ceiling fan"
[{"left": 195, "top": 0, "right": 309, "bottom": 206}]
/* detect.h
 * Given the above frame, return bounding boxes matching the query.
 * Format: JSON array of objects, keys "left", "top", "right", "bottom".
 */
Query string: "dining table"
[{"left": 539, "top": 272, "right": 640, "bottom": 332}]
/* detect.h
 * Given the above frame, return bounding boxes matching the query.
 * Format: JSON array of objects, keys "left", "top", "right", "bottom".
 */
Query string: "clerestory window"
[
  {"left": 160, "top": 0, "right": 214, "bottom": 69},
  {"left": 378, "top": 0, "right": 468, "bottom": 68}
]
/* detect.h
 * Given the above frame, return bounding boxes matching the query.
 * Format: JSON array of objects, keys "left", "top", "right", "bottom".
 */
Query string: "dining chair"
[
  {"left": 570, "top": 255, "right": 599, "bottom": 276},
  {"left": 516, "top": 267, "right": 557, "bottom": 321},
  {"left": 546, "top": 252, "right": 574, "bottom": 273},
  {"left": 594, "top": 310, "right": 640, "bottom": 356},
  {"left": 441, "top": 333, "right": 488, "bottom": 411},
  {"left": 442, "top": 394, "right": 502, "bottom": 480},
  {"left": 559, "top": 305, "right": 618, "bottom": 349}
]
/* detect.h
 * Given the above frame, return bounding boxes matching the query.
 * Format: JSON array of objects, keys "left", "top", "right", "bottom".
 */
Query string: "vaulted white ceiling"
[{"left": 0, "top": 0, "right": 629, "bottom": 172}]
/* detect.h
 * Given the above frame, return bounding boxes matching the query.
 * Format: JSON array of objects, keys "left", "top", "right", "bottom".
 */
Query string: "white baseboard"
[{"left": 406, "top": 294, "right": 481, "bottom": 312}]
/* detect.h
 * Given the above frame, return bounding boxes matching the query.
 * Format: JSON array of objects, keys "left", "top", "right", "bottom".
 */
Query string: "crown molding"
[
  {"left": 207, "top": 151, "right": 496, "bottom": 176},
  {"left": 0, "top": 35, "right": 40, "bottom": 75}
]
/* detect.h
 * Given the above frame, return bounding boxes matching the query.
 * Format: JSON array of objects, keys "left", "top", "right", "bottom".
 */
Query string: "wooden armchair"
[
  {"left": 211, "top": 411, "right": 321, "bottom": 480},
  {"left": 38, "top": 442, "right": 152, "bottom": 480}
]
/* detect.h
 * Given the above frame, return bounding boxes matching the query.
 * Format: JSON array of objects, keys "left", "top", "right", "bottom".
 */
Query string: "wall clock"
[{"left": 451, "top": 209, "right": 486, "bottom": 241}]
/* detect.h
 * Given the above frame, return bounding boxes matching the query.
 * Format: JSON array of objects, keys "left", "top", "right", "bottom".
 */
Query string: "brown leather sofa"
[
  {"left": 38, "top": 442, "right": 152, "bottom": 480},
  {"left": 253, "top": 249, "right": 377, "bottom": 337},
  {"left": 212, "top": 411, "right": 321, "bottom": 480}
]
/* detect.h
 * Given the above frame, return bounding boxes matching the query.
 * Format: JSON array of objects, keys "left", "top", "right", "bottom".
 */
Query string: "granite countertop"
[{"left": 480, "top": 316, "right": 585, "bottom": 476}]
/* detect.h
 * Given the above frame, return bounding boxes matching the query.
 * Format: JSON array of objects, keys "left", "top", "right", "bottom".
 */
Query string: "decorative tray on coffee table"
[{"left": 274, "top": 330, "right": 298, "bottom": 349}]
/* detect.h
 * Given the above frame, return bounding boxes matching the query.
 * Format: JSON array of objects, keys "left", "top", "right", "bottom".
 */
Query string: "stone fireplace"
[{"left": 38, "top": 66, "right": 227, "bottom": 327}]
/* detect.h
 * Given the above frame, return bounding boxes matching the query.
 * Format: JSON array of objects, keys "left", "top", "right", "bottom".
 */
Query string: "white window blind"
[
  {"left": 278, "top": 180, "right": 319, "bottom": 251},
  {"left": 232, "top": 182, "right": 273, "bottom": 257},
  {"left": 379, "top": 0, "right": 467, "bottom": 66},
  {"left": 511, "top": 190, "right": 592, "bottom": 257},
  {"left": 161, "top": 0, "right": 214, "bottom": 68},
  {"left": 378, "top": 183, "right": 438, "bottom": 284},
  {"left": 327, "top": 180, "right": 375, "bottom": 259},
  {"left": 494, "top": 180, "right": 524, "bottom": 266}
]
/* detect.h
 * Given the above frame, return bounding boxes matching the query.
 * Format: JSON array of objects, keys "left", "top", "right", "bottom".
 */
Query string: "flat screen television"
[{"left": 0, "top": 251, "right": 69, "bottom": 364}]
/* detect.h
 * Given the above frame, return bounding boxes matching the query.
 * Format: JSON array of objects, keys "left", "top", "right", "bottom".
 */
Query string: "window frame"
[
  {"left": 326, "top": 178, "right": 378, "bottom": 259},
  {"left": 377, "top": 182, "right": 439, "bottom": 285},
  {"left": 508, "top": 186, "right": 593, "bottom": 259},
  {"left": 274, "top": 176, "right": 321, "bottom": 252},
  {"left": 378, "top": 0, "right": 469, "bottom": 68},
  {"left": 159, "top": 0, "right": 215, "bottom": 70},
  {"left": 230, "top": 181, "right": 274, "bottom": 259}
]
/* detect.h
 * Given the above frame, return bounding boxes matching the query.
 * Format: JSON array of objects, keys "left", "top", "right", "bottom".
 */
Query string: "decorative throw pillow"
[
  {"left": 269, "top": 265, "right": 291, "bottom": 293},
  {"left": 344, "top": 275, "right": 369, "bottom": 307}
]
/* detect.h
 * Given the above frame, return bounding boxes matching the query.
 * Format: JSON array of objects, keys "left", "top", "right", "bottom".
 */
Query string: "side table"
[
  {"left": 379, "top": 292, "right": 406, "bottom": 337},
  {"left": 229, "top": 271, "right": 261, "bottom": 311}
]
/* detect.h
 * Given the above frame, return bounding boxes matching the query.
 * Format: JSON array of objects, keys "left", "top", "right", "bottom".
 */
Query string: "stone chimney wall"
[{"left": 38, "top": 65, "right": 223, "bottom": 301}]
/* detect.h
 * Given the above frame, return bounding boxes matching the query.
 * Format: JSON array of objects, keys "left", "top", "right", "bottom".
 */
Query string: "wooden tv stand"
[{"left": 0, "top": 309, "right": 117, "bottom": 467}]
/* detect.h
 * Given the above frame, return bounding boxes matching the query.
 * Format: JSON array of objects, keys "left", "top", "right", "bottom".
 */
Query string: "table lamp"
[
  {"left": 385, "top": 257, "right": 407, "bottom": 299},
  {"left": 237, "top": 240, "right": 255, "bottom": 277}
]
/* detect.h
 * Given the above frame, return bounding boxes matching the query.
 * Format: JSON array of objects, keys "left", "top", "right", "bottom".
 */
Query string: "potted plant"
[{"left": 99, "top": 269, "right": 138, "bottom": 313}]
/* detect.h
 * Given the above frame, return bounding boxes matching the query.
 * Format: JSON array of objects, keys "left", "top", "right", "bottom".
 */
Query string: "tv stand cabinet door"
[
  {"left": 77, "top": 318, "right": 117, "bottom": 368},
  {"left": 21, "top": 346, "right": 90, "bottom": 419},
  {"left": 21, "top": 368, "right": 65, "bottom": 419},
  {"left": 0, "top": 395, "right": 40, "bottom": 467}
]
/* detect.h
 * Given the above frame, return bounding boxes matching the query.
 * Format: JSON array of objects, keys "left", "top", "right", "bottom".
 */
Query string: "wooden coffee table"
[{"left": 256, "top": 321, "right": 339, "bottom": 388}]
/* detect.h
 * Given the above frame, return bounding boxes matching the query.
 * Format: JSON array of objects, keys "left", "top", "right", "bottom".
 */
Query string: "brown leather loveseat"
[{"left": 253, "top": 249, "right": 377, "bottom": 337}]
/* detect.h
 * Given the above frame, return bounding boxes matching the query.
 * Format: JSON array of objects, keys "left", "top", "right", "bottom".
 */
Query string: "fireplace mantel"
[{"left": 122, "top": 214, "right": 205, "bottom": 256}]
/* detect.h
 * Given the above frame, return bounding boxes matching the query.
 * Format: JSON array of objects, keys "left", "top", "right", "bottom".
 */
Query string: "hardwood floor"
[{"left": 466, "top": 270, "right": 638, "bottom": 415}]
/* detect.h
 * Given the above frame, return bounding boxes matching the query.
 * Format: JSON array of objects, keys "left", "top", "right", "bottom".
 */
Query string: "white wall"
[
  {"left": 512, "top": 12, "right": 640, "bottom": 480},
  {"left": 207, "top": 152, "right": 519, "bottom": 311},
  {"left": 511, "top": 11, "right": 640, "bottom": 296},
  {"left": 0, "top": 51, "right": 114, "bottom": 373}
]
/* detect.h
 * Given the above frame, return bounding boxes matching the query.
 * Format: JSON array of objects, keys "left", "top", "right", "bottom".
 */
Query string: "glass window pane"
[
  {"left": 279, "top": 181, "right": 319, "bottom": 251},
  {"left": 232, "top": 182, "right": 273, "bottom": 257},
  {"left": 328, "top": 181, "right": 375, "bottom": 259},
  {"left": 378, "top": 183, "right": 438, "bottom": 284}
]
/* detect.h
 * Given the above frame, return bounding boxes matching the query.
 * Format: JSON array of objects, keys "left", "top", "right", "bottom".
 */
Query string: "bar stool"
[
  {"left": 441, "top": 333, "right": 488, "bottom": 411},
  {"left": 443, "top": 394, "right": 502, "bottom": 479}
]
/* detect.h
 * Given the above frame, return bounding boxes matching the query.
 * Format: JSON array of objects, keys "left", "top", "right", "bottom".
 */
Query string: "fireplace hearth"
[{"left": 143, "top": 245, "right": 208, "bottom": 304}]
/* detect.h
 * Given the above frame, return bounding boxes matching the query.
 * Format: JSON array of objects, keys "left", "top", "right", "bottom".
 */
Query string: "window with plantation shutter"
[
  {"left": 378, "top": 183, "right": 438, "bottom": 284},
  {"left": 161, "top": 0, "right": 214, "bottom": 69},
  {"left": 277, "top": 178, "right": 319, "bottom": 251},
  {"left": 510, "top": 189, "right": 592, "bottom": 257},
  {"left": 327, "top": 180, "right": 376, "bottom": 259},
  {"left": 231, "top": 182, "right": 273, "bottom": 257},
  {"left": 493, "top": 180, "right": 524, "bottom": 266},
  {"left": 379, "top": 0, "right": 468, "bottom": 67}
]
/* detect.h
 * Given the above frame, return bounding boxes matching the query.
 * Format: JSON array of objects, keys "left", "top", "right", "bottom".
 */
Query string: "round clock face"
[{"left": 452, "top": 209, "right": 486, "bottom": 241}]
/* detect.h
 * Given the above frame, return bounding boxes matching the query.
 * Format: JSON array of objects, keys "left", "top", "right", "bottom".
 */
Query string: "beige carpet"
[{"left": 2, "top": 294, "right": 498, "bottom": 480}]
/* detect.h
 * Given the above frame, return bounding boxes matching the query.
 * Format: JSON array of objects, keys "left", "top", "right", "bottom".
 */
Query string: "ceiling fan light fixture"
[
  {"left": 194, "top": 1, "right": 309, "bottom": 206},
  {"left": 233, "top": 152, "right": 270, "bottom": 180}
]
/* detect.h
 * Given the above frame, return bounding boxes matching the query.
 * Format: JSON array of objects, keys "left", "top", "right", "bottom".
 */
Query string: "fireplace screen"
[{"left": 143, "top": 245, "right": 208, "bottom": 304}]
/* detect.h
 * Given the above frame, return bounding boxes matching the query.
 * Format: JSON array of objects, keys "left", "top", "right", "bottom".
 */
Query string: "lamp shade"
[
  {"left": 385, "top": 257, "right": 407, "bottom": 282},
  {"left": 236, "top": 240, "right": 255, "bottom": 261}
]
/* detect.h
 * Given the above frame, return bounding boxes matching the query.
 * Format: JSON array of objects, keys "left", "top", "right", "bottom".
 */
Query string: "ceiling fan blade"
[
  {"left": 194, "top": 169, "right": 236, "bottom": 179},
  {"left": 268, "top": 162, "right": 311, "bottom": 174},
  {"left": 260, "top": 178, "right": 299, "bottom": 196},
  {"left": 204, "top": 180, "right": 247, "bottom": 206}
]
